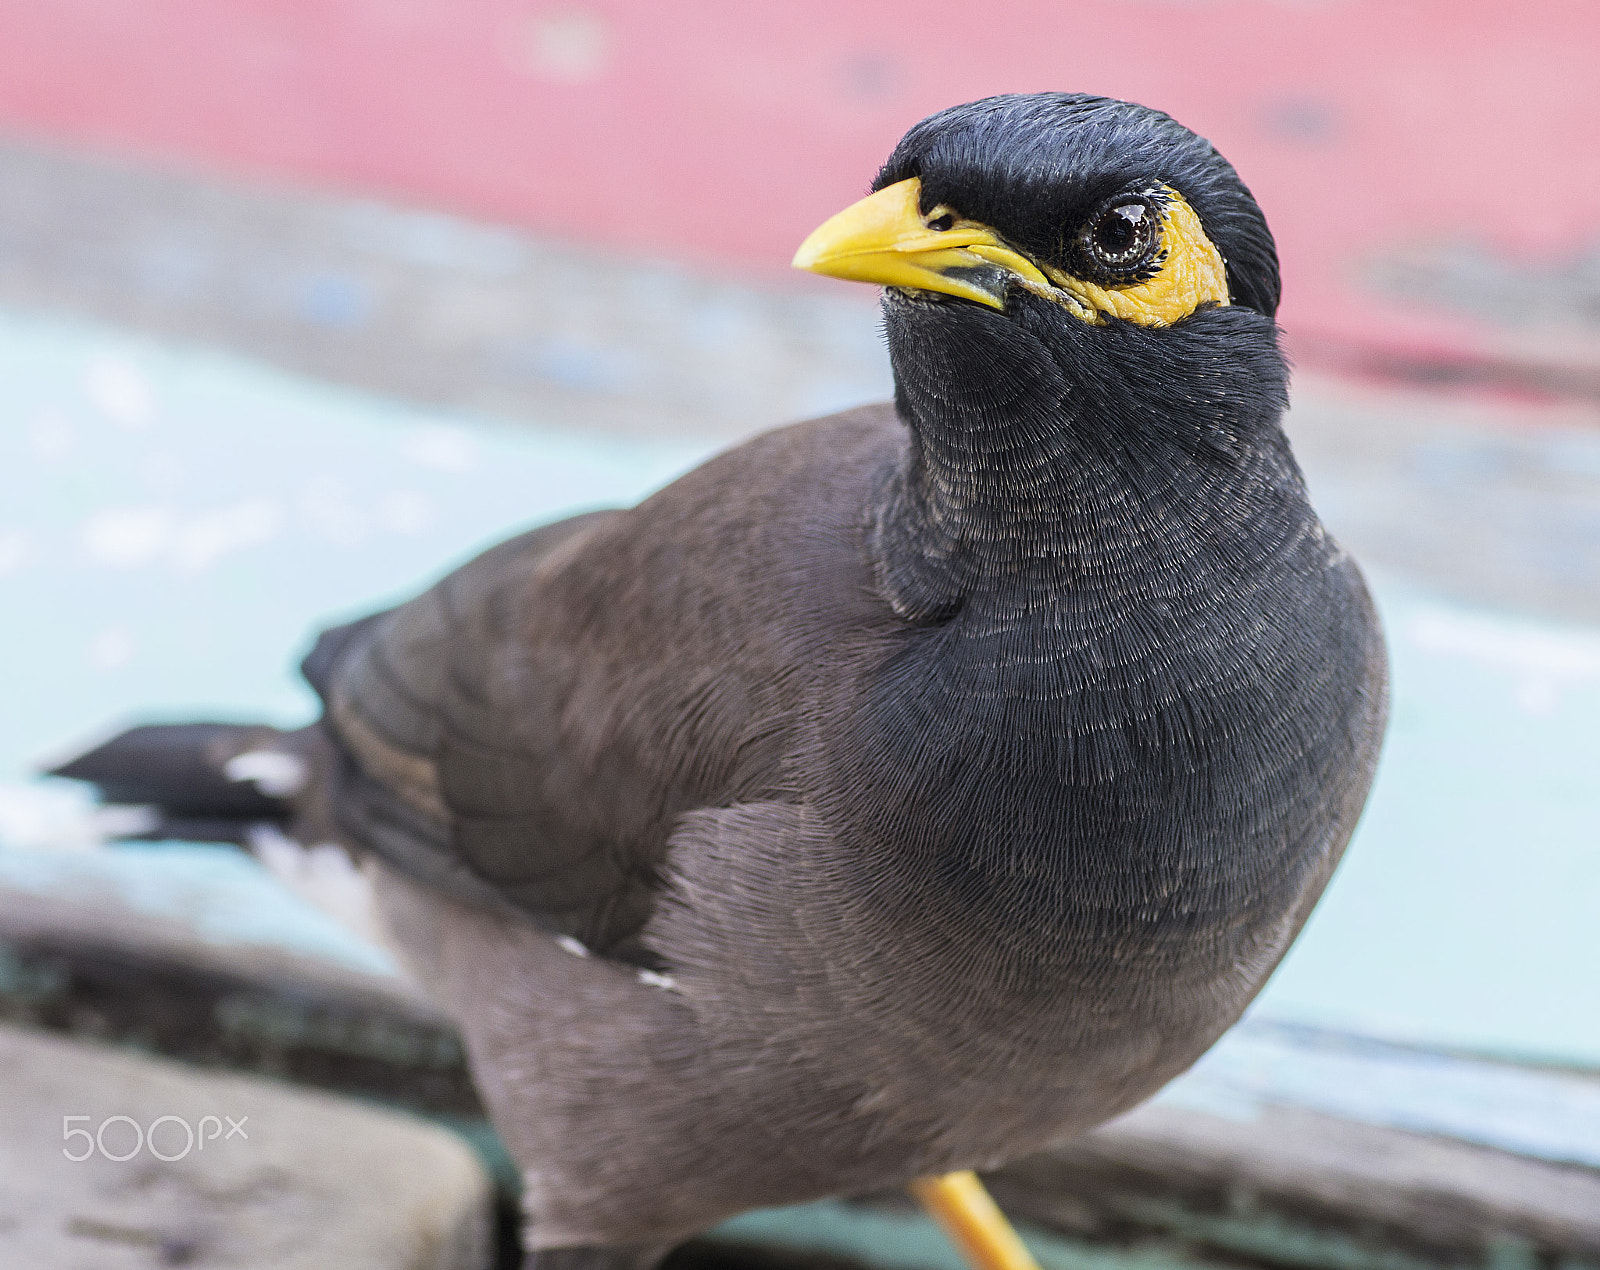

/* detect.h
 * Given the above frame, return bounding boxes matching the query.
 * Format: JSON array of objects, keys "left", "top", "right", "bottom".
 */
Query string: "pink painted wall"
[{"left": 1, "top": 1, "right": 1596, "bottom": 378}]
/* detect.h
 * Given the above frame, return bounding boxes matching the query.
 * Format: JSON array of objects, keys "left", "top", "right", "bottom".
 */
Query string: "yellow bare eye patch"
[{"left": 1040, "top": 189, "right": 1230, "bottom": 328}]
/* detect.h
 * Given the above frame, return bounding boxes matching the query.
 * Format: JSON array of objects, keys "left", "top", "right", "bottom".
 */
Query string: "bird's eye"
[
  {"left": 1086, "top": 200, "right": 1159, "bottom": 270},
  {"left": 926, "top": 211, "right": 955, "bottom": 232}
]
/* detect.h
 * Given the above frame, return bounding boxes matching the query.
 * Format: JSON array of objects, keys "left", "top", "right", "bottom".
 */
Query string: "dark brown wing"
[{"left": 308, "top": 406, "right": 904, "bottom": 957}]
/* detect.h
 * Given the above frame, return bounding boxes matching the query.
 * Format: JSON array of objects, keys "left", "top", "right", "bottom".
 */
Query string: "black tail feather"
[{"left": 47, "top": 721, "right": 300, "bottom": 845}]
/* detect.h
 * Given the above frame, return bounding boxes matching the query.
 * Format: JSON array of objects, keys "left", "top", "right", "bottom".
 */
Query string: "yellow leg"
[{"left": 908, "top": 1171, "right": 1042, "bottom": 1270}]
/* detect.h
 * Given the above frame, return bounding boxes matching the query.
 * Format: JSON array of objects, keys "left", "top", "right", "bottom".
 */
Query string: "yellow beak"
[{"left": 791, "top": 178, "right": 1048, "bottom": 310}]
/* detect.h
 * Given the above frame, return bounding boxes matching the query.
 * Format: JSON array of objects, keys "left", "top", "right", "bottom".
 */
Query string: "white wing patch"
[{"left": 224, "top": 750, "right": 308, "bottom": 798}]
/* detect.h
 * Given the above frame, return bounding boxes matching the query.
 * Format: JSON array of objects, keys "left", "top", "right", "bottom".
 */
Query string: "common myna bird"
[{"left": 54, "top": 93, "right": 1388, "bottom": 1269}]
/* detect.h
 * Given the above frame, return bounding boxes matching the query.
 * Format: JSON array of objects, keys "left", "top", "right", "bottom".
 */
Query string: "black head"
[
  {"left": 793, "top": 94, "right": 1288, "bottom": 462},
  {"left": 873, "top": 93, "right": 1279, "bottom": 319},
  {"left": 793, "top": 93, "right": 1301, "bottom": 615}
]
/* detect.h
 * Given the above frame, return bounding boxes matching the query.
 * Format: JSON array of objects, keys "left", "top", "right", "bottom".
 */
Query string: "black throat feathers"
[{"left": 829, "top": 288, "right": 1372, "bottom": 982}]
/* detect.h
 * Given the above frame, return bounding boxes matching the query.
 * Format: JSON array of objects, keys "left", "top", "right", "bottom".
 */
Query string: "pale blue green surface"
[
  {"left": 1, "top": 305, "right": 1597, "bottom": 1087},
  {"left": 0, "top": 307, "right": 718, "bottom": 775}
]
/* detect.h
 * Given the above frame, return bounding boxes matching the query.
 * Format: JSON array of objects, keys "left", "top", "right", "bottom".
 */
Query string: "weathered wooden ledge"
[{"left": 3, "top": 877, "right": 1598, "bottom": 1270}]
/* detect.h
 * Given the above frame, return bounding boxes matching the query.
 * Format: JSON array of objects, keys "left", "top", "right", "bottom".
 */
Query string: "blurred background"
[{"left": 0, "top": 3, "right": 1597, "bottom": 1268}]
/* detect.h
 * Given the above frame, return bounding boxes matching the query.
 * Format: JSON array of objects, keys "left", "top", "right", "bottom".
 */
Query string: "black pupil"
[
  {"left": 1095, "top": 204, "right": 1148, "bottom": 262},
  {"left": 927, "top": 213, "right": 954, "bottom": 232}
]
